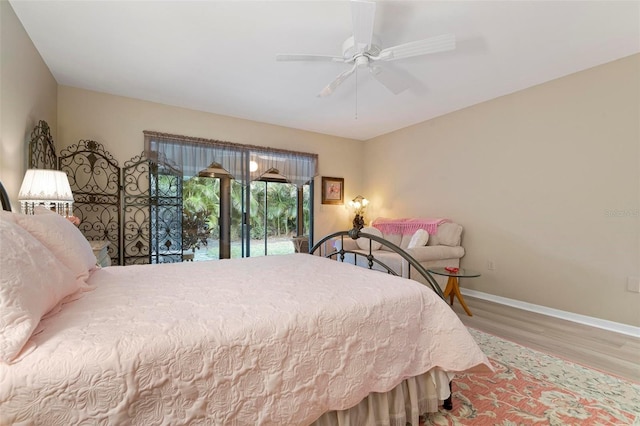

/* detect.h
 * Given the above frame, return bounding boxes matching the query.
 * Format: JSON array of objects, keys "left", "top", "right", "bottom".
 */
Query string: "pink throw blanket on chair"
[{"left": 371, "top": 217, "right": 449, "bottom": 235}]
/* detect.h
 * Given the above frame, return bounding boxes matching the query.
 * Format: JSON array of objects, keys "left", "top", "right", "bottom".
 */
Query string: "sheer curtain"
[
  {"left": 144, "top": 132, "right": 247, "bottom": 181},
  {"left": 249, "top": 147, "right": 317, "bottom": 187},
  {"left": 143, "top": 131, "right": 317, "bottom": 186}
]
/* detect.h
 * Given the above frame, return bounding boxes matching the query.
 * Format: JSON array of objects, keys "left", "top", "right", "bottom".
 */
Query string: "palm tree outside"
[{"left": 183, "top": 176, "right": 308, "bottom": 260}]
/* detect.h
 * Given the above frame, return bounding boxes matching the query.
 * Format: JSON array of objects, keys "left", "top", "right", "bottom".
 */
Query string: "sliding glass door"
[
  {"left": 181, "top": 175, "right": 311, "bottom": 261},
  {"left": 249, "top": 180, "right": 300, "bottom": 257},
  {"left": 145, "top": 131, "right": 317, "bottom": 262}
]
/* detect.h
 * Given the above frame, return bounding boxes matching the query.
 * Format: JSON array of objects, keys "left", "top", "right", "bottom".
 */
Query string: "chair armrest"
[{"left": 406, "top": 245, "right": 465, "bottom": 262}]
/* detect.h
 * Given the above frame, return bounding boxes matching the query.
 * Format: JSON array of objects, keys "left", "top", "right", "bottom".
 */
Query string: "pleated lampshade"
[{"left": 18, "top": 169, "right": 74, "bottom": 216}]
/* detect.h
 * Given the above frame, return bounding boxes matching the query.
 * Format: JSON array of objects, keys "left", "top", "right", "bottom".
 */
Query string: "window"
[{"left": 144, "top": 131, "right": 317, "bottom": 262}]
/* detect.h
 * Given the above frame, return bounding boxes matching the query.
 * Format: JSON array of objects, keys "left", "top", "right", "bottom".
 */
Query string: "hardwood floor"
[{"left": 450, "top": 295, "right": 640, "bottom": 383}]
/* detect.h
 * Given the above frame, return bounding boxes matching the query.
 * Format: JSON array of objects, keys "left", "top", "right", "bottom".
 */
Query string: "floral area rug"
[{"left": 422, "top": 328, "right": 640, "bottom": 425}]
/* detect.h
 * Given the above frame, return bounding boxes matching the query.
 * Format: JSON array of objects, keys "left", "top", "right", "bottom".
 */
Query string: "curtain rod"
[{"left": 143, "top": 131, "right": 318, "bottom": 160}]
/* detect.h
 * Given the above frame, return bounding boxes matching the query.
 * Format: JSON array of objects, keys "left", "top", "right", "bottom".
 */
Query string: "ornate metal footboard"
[
  {"left": 310, "top": 227, "right": 455, "bottom": 412},
  {"left": 310, "top": 228, "right": 445, "bottom": 300}
]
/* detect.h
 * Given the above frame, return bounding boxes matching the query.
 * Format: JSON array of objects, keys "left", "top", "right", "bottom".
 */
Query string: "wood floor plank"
[{"left": 451, "top": 295, "right": 640, "bottom": 382}]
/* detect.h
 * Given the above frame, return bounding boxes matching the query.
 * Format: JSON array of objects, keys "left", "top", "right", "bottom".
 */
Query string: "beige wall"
[
  {"left": 57, "top": 86, "right": 365, "bottom": 240},
  {"left": 0, "top": 0, "right": 58, "bottom": 208},
  {"left": 364, "top": 54, "right": 640, "bottom": 326}
]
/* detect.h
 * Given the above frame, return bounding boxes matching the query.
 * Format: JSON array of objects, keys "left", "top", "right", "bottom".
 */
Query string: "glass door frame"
[{"left": 241, "top": 177, "right": 313, "bottom": 258}]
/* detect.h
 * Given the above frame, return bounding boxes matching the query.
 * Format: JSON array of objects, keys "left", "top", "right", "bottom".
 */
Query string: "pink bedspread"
[
  {"left": 372, "top": 217, "right": 450, "bottom": 234},
  {"left": 0, "top": 254, "right": 491, "bottom": 425}
]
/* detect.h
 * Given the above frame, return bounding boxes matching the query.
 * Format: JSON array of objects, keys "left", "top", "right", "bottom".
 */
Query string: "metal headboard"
[{"left": 0, "top": 181, "right": 11, "bottom": 211}]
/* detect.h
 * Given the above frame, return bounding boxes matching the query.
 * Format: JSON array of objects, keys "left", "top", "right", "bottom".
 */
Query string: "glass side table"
[{"left": 427, "top": 267, "right": 480, "bottom": 317}]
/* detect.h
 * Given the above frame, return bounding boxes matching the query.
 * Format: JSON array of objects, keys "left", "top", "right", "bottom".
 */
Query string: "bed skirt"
[{"left": 312, "top": 368, "right": 453, "bottom": 426}]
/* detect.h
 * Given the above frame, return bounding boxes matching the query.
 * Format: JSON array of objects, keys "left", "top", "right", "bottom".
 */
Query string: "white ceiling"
[{"left": 9, "top": 0, "right": 640, "bottom": 141}]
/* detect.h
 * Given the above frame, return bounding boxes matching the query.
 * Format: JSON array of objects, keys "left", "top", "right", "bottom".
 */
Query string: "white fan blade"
[
  {"left": 351, "top": 0, "right": 376, "bottom": 49},
  {"left": 370, "top": 66, "right": 410, "bottom": 95},
  {"left": 276, "top": 54, "right": 344, "bottom": 62},
  {"left": 317, "top": 64, "right": 357, "bottom": 97},
  {"left": 379, "top": 33, "right": 456, "bottom": 61}
]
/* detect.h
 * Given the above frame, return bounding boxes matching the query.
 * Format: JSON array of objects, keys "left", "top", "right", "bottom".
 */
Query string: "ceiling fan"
[{"left": 276, "top": 0, "right": 456, "bottom": 97}]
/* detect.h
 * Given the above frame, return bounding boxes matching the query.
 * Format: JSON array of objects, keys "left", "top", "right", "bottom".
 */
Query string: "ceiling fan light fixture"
[
  {"left": 355, "top": 55, "right": 369, "bottom": 67},
  {"left": 342, "top": 35, "right": 381, "bottom": 61},
  {"left": 276, "top": 0, "right": 457, "bottom": 97}
]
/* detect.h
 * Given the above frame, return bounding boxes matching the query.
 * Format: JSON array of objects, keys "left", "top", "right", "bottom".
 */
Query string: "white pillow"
[
  {"left": 407, "top": 229, "right": 429, "bottom": 249},
  {"left": 14, "top": 213, "right": 97, "bottom": 282},
  {"left": 356, "top": 226, "right": 383, "bottom": 251},
  {"left": 0, "top": 218, "right": 79, "bottom": 363}
]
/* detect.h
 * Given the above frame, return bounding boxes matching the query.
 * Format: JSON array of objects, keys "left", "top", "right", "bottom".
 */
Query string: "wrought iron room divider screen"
[{"left": 28, "top": 120, "right": 183, "bottom": 266}]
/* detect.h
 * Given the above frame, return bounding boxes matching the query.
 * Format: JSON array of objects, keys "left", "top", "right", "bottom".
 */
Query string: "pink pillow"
[
  {"left": 0, "top": 210, "right": 16, "bottom": 223},
  {"left": 14, "top": 213, "right": 97, "bottom": 281},
  {"left": 0, "top": 218, "right": 79, "bottom": 363}
]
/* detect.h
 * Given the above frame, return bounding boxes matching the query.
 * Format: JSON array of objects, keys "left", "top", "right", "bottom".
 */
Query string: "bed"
[{"left": 0, "top": 183, "right": 492, "bottom": 425}]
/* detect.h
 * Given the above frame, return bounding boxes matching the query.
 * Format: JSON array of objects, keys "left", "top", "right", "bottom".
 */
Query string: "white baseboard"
[{"left": 461, "top": 288, "right": 640, "bottom": 338}]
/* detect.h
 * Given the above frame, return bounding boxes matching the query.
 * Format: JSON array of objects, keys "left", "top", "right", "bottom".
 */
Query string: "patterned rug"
[{"left": 422, "top": 328, "right": 640, "bottom": 425}]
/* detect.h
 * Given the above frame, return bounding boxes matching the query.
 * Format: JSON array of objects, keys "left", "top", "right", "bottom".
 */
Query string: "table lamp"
[
  {"left": 18, "top": 169, "right": 74, "bottom": 216},
  {"left": 349, "top": 195, "right": 369, "bottom": 231}
]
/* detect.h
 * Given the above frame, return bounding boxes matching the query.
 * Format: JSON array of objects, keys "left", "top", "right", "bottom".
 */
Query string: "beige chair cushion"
[
  {"left": 380, "top": 233, "right": 402, "bottom": 251},
  {"left": 427, "top": 222, "right": 462, "bottom": 247},
  {"left": 356, "top": 226, "right": 383, "bottom": 251}
]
